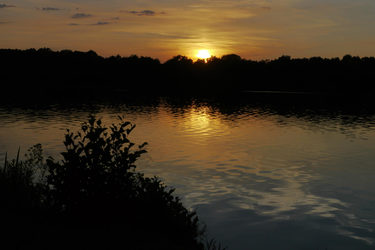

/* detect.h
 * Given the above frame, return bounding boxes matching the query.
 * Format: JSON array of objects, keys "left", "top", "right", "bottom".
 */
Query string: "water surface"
[{"left": 1, "top": 95, "right": 375, "bottom": 249}]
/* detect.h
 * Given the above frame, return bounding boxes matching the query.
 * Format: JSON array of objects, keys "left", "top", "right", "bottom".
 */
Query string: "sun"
[{"left": 196, "top": 50, "right": 211, "bottom": 60}]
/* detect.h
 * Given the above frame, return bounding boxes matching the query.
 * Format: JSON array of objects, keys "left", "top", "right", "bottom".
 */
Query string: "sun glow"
[{"left": 196, "top": 50, "right": 211, "bottom": 60}]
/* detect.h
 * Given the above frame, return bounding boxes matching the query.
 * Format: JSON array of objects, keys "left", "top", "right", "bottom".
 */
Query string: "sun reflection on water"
[{"left": 1, "top": 100, "right": 375, "bottom": 248}]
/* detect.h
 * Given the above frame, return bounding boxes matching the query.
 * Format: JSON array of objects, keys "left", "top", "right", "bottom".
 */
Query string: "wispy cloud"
[
  {"left": 41, "top": 7, "right": 62, "bottom": 11},
  {"left": 72, "top": 13, "right": 92, "bottom": 19},
  {"left": 69, "top": 21, "right": 113, "bottom": 26},
  {"left": 92, "top": 21, "right": 111, "bottom": 25},
  {"left": 118, "top": 32, "right": 199, "bottom": 40},
  {"left": 124, "top": 10, "right": 166, "bottom": 16},
  {"left": 0, "top": 3, "right": 15, "bottom": 8}
]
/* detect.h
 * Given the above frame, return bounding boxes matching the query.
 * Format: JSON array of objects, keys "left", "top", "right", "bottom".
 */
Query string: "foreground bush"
[{"left": 1, "top": 116, "right": 207, "bottom": 250}]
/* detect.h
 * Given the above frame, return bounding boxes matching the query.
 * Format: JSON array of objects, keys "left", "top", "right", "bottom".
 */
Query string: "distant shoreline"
[
  {"left": 244, "top": 90, "right": 321, "bottom": 95},
  {"left": 1, "top": 48, "right": 375, "bottom": 97}
]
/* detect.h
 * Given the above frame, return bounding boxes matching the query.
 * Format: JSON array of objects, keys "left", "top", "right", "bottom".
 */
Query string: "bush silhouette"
[
  {"left": 46, "top": 116, "right": 148, "bottom": 214},
  {"left": 1, "top": 116, "right": 206, "bottom": 250}
]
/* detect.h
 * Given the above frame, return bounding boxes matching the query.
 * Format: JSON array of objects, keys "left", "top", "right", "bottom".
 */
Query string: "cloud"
[
  {"left": 69, "top": 21, "right": 113, "bottom": 26},
  {"left": 41, "top": 7, "right": 62, "bottom": 11},
  {"left": 92, "top": 21, "right": 111, "bottom": 25},
  {"left": 0, "top": 4, "right": 15, "bottom": 8},
  {"left": 72, "top": 13, "right": 92, "bottom": 19},
  {"left": 124, "top": 10, "right": 165, "bottom": 16},
  {"left": 130, "top": 10, "right": 155, "bottom": 16},
  {"left": 118, "top": 31, "right": 199, "bottom": 40}
]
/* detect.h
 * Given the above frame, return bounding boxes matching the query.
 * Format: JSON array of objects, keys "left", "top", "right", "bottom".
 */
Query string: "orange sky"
[{"left": 1, "top": 0, "right": 375, "bottom": 61}]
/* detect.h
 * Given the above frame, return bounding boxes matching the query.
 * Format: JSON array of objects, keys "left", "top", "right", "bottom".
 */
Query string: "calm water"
[{"left": 1, "top": 95, "right": 375, "bottom": 249}]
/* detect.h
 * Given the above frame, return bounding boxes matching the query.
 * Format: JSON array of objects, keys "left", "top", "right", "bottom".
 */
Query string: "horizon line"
[{"left": 0, "top": 47, "right": 371, "bottom": 63}]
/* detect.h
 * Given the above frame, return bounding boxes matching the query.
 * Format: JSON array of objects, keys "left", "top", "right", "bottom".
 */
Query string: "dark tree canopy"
[{"left": 1, "top": 48, "right": 375, "bottom": 96}]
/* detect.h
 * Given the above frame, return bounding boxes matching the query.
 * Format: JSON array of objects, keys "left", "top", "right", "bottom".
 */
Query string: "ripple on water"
[{"left": 1, "top": 99, "right": 375, "bottom": 249}]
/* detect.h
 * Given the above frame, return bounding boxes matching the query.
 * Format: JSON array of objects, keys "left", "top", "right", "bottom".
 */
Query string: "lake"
[{"left": 1, "top": 93, "right": 375, "bottom": 249}]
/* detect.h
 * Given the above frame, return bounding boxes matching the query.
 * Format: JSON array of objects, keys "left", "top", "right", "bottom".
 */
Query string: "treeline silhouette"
[
  {"left": 1, "top": 48, "right": 375, "bottom": 95},
  {"left": 1, "top": 116, "right": 226, "bottom": 250}
]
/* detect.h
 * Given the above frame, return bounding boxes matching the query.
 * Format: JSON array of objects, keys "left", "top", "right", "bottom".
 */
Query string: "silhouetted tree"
[{"left": 1, "top": 48, "right": 375, "bottom": 96}]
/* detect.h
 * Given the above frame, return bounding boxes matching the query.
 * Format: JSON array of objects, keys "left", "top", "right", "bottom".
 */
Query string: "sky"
[{"left": 1, "top": 0, "right": 375, "bottom": 61}]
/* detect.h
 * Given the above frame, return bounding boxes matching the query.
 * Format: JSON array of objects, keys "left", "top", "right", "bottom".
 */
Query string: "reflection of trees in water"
[
  {"left": 1, "top": 93, "right": 375, "bottom": 249},
  {"left": 159, "top": 95, "right": 375, "bottom": 140},
  {"left": 1, "top": 94, "right": 374, "bottom": 139}
]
